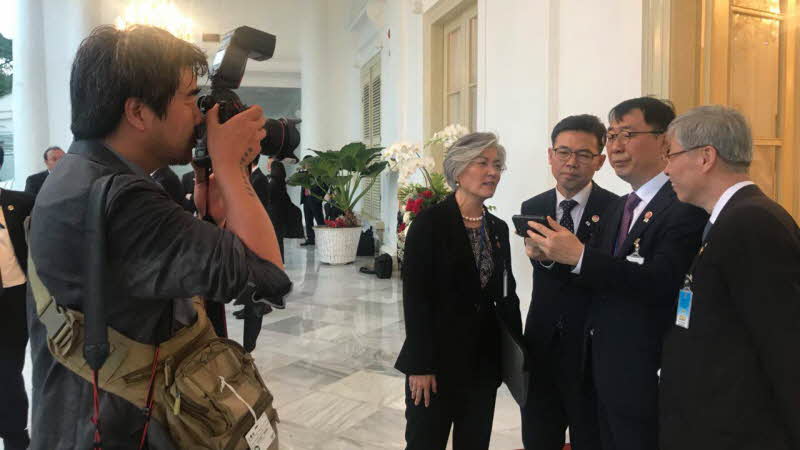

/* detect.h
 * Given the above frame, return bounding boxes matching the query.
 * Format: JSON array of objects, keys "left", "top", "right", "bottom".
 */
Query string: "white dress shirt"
[
  {"left": 555, "top": 181, "right": 593, "bottom": 231},
  {"left": 709, "top": 181, "right": 755, "bottom": 225},
  {"left": 0, "top": 191, "right": 27, "bottom": 288},
  {"left": 572, "top": 172, "right": 670, "bottom": 273}
]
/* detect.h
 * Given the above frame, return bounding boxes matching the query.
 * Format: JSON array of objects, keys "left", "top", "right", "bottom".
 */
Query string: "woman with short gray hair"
[{"left": 395, "top": 132, "right": 521, "bottom": 449}]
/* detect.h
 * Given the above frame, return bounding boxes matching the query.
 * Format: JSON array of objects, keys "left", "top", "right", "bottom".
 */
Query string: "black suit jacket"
[
  {"left": 395, "top": 194, "right": 522, "bottom": 388},
  {"left": 250, "top": 168, "right": 270, "bottom": 211},
  {"left": 520, "top": 183, "right": 619, "bottom": 363},
  {"left": 151, "top": 167, "right": 183, "bottom": 206},
  {"left": 578, "top": 180, "right": 707, "bottom": 416},
  {"left": 660, "top": 185, "right": 800, "bottom": 450},
  {"left": 1, "top": 189, "right": 34, "bottom": 274},
  {"left": 24, "top": 171, "right": 48, "bottom": 198}
]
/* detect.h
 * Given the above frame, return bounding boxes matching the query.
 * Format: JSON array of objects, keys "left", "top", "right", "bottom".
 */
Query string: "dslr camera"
[{"left": 194, "top": 26, "right": 301, "bottom": 168}]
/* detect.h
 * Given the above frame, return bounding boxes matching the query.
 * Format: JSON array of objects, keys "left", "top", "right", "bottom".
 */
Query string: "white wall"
[{"left": 553, "top": 0, "right": 642, "bottom": 195}]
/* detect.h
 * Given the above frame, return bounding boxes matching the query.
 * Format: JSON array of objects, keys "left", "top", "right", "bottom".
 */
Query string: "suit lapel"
[
  {"left": 617, "top": 181, "right": 676, "bottom": 256},
  {"left": 575, "top": 184, "right": 605, "bottom": 242},
  {"left": 444, "top": 195, "right": 483, "bottom": 292}
]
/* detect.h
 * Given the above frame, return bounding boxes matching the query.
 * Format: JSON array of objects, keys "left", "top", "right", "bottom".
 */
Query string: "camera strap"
[{"left": 85, "top": 174, "right": 161, "bottom": 449}]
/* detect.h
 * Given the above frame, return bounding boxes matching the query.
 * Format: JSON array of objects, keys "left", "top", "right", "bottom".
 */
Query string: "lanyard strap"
[{"left": 684, "top": 241, "right": 708, "bottom": 289}]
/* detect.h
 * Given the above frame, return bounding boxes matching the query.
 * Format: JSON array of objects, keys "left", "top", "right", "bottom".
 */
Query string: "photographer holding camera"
[{"left": 27, "top": 25, "right": 291, "bottom": 449}]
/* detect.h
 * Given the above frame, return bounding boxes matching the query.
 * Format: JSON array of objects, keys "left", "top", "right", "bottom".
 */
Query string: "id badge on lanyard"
[{"left": 676, "top": 243, "right": 706, "bottom": 329}]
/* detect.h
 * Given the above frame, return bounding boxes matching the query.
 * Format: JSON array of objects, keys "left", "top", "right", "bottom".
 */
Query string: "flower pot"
[{"left": 314, "top": 226, "right": 363, "bottom": 265}]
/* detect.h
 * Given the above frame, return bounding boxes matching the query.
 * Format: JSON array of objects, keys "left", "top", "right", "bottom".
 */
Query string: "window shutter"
[{"left": 360, "top": 55, "right": 382, "bottom": 222}]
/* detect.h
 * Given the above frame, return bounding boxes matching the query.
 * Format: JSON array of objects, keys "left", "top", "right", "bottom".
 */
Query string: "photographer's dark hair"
[
  {"left": 608, "top": 97, "right": 676, "bottom": 132},
  {"left": 43, "top": 146, "right": 62, "bottom": 161},
  {"left": 551, "top": 114, "right": 607, "bottom": 153},
  {"left": 70, "top": 25, "right": 208, "bottom": 140}
]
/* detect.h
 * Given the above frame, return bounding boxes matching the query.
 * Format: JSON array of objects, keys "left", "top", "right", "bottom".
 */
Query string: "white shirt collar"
[
  {"left": 634, "top": 171, "right": 670, "bottom": 205},
  {"left": 555, "top": 181, "right": 593, "bottom": 208},
  {"left": 709, "top": 181, "right": 755, "bottom": 224}
]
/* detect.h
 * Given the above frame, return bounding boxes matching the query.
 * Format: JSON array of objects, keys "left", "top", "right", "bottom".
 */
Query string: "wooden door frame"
[
  {"left": 423, "top": 0, "right": 477, "bottom": 172},
  {"left": 643, "top": 0, "right": 799, "bottom": 218}
]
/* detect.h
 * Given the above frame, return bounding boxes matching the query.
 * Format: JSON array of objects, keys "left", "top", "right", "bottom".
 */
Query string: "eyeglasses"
[
  {"left": 663, "top": 145, "right": 707, "bottom": 161},
  {"left": 606, "top": 130, "right": 665, "bottom": 145},
  {"left": 551, "top": 147, "right": 601, "bottom": 164}
]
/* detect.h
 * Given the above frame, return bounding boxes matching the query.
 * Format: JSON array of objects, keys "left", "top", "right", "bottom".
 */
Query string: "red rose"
[
  {"left": 398, "top": 222, "right": 406, "bottom": 233},
  {"left": 406, "top": 198, "right": 423, "bottom": 214},
  {"left": 420, "top": 190, "right": 433, "bottom": 199}
]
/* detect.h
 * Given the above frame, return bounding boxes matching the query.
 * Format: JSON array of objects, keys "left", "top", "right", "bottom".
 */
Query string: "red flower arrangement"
[{"left": 324, "top": 217, "right": 348, "bottom": 228}]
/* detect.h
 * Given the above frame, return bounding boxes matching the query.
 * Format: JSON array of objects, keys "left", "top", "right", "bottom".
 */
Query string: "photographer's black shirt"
[{"left": 26, "top": 139, "right": 291, "bottom": 450}]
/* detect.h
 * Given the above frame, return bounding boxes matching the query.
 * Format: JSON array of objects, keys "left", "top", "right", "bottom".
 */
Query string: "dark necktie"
[
  {"left": 613, "top": 192, "right": 642, "bottom": 256},
  {"left": 559, "top": 199, "right": 578, "bottom": 233},
  {"left": 702, "top": 221, "right": 713, "bottom": 242}
]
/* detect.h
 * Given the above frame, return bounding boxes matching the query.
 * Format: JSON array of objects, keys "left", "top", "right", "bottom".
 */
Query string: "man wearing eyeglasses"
[
  {"left": 660, "top": 106, "right": 800, "bottom": 450},
  {"left": 525, "top": 97, "right": 707, "bottom": 450},
  {"left": 520, "top": 115, "right": 617, "bottom": 450}
]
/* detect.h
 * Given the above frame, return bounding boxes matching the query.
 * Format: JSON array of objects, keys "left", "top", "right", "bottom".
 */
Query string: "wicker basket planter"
[{"left": 314, "top": 226, "right": 363, "bottom": 265}]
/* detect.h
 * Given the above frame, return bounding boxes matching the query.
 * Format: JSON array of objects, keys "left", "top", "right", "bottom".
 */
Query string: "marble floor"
[
  {"left": 11, "top": 239, "right": 526, "bottom": 450},
  {"left": 232, "top": 239, "right": 526, "bottom": 449}
]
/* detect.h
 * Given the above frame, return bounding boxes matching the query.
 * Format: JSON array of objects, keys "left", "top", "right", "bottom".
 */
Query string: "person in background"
[
  {"left": 151, "top": 165, "right": 183, "bottom": 205},
  {"left": 181, "top": 169, "right": 197, "bottom": 213},
  {"left": 299, "top": 155, "right": 326, "bottom": 246},
  {"left": 267, "top": 158, "right": 290, "bottom": 260},
  {"left": 525, "top": 97, "right": 707, "bottom": 450},
  {"left": 25, "top": 146, "right": 65, "bottom": 198},
  {"left": 520, "top": 114, "right": 617, "bottom": 450},
  {"left": 660, "top": 105, "right": 800, "bottom": 450},
  {"left": 395, "top": 132, "right": 521, "bottom": 449},
  {"left": 0, "top": 148, "right": 35, "bottom": 450}
]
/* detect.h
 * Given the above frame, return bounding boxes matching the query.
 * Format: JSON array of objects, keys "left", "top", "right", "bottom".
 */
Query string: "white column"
[
  {"left": 12, "top": 0, "right": 51, "bottom": 189},
  {"left": 300, "top": 0, "right": 326, "bottom": 156}
]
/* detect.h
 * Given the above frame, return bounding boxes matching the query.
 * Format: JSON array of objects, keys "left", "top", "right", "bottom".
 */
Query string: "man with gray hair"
[{"left": 660, "top": 105, "right": 800, "bottom": 450}]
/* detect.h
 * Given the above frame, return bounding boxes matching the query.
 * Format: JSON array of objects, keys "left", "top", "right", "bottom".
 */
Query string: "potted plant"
[{"left": 288, "top": 142, "right": 387, "bottom": 264}]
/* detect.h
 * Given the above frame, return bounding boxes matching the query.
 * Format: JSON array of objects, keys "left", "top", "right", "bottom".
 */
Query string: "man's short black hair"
[
  {"left": 70, "top": 25, "right": 209, "bottom": 140},
  {"left": 608, "top": 97, "right": 676, "bottom": 132},
  {"left": 43, "top": 146, "right": 63, "bottom": 161},
  {"left": 0, "top": 144, "right": 4, "bottom": 170},
  {"left": 551, "top": 114, "right": 607, "bottom": 153}
]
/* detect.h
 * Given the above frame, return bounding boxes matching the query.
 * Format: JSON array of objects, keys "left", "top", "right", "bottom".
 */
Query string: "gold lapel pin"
[
  {"left": 7, "top": 205, "right": 15, "bottom": 211},
  {"left": 591, "top": 215, "right": 600, "bottom": 223},
  {"left": 643, "top": 211, "right": 653, "bottom": 223}
]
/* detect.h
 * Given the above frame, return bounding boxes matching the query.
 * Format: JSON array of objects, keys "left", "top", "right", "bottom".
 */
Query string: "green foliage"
[
  {"left": 0, "top": 33, "right": 11, "bottom": 97},
  {"left": 287, "top": 142, "right": 388, "bottom": 226}
]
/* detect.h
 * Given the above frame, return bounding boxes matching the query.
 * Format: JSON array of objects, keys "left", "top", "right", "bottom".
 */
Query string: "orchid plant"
[{"left": 383, "top": 124, "right": 470, "bottom": 264}]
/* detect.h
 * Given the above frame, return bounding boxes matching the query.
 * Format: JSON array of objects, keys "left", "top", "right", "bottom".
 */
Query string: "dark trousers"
[
  {"left": 592, "top": 338, "right": 658, "bottom": 450},
  {"left": 302, "top": 198, "right": 324, "bottom": 242},
  {"left": 521, "top": 332, "right": 601, "bottom": 450},
  {"left": 404, "top": 378, "right": 497, "bottom": 450},
  {"left": 0, "top": 284, "right": 30, "bottom": 443}
]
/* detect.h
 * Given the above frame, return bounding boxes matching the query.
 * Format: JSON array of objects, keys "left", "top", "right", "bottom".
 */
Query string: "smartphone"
[{"left": 511, "top": 214, "right": 550, "bottom": 237}]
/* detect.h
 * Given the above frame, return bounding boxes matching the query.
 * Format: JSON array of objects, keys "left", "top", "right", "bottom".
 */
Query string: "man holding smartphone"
[{"left": 519, "top": 115, "right": 617, "bottom": 450}]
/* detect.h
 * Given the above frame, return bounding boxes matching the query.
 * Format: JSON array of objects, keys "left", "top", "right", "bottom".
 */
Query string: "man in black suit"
[
  {"left": 0, "top": 159, "right": 35, "bottom": 449},
  {"left": 151, "top": 166, "right": 183, "bottom": 205},
  {"left": 181, "top": 170, "right": 197, "bottom": 213},
  {"left": 526, "top": 97, "right": 707, "bottom": 450},
  {"left": 520, "top": 115, "right": 617, "bottom": 450},
  {"left": 660, "top": 105, "right": 800, "bottom": 450},
  {"left": 299, "top": 156, "right": 325, "bottom": 246},
  {"left": 24, "top": 146, "right": 65, "bottom": 198}
]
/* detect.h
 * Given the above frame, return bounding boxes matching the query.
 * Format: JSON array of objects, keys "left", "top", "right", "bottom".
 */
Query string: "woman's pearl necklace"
[{"left": 462, "top": 213, "right": 484, "bottom": 222}]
